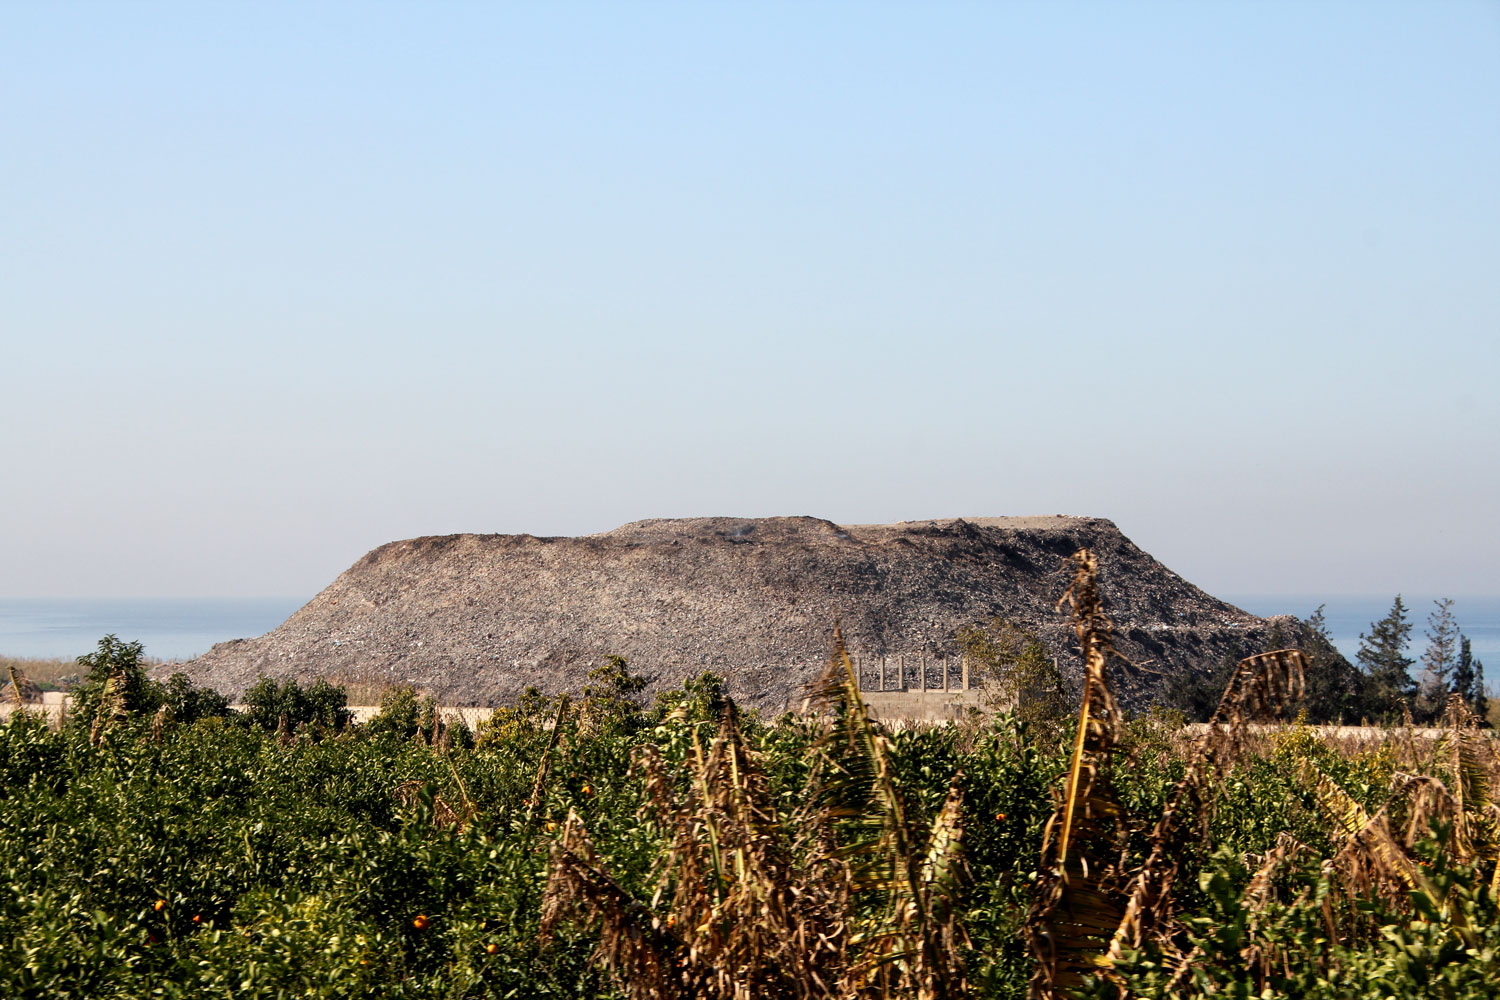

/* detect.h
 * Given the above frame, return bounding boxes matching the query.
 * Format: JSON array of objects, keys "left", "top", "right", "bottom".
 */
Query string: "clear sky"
[{"left": 3, "top": 2, "right": 1497, "bottom": 600}]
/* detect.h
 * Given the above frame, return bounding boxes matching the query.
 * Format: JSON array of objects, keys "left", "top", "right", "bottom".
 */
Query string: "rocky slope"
[{"left": 175, "top": 516, "right": 1300, "bottom": 712}]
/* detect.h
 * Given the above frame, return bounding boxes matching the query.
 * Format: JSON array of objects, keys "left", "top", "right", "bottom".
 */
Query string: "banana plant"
[{"left": 541, "top": 626, "right": 969, "bottom": 1000}]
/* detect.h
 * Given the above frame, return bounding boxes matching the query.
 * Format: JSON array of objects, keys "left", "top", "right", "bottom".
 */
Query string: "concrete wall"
[
  {"left": 0, "top": 691, "right": 69, "bottom": 726},
  {"left": 0, "top": 694, "right": 498, "bottom": 732},
  {"left": 861, "top": 687, "right": 989, "bottom": 724},
  {"left": 1182, "top": 722, "right": 1492, "bottom": 742},
  {"left": 843, "top": 652, "right": 1002, "bottom": 723}
]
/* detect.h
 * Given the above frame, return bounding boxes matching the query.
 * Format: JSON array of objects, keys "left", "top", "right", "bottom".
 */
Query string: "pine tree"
[
  {"left": 1452, "top": 635, "right": 1488, "bottom": 721},
  {"left": 1357, "top": 595, "right": 1414, "bottom": 721},
  {"left": 1477, "top": 657, "right": 1489, "bottom": 722},
  {"left": 1299, "top": 604, "right": 1368, "bottom": 723},
  {"left": 1417, "top": 598, "right": 1460, "bottom": 721}
]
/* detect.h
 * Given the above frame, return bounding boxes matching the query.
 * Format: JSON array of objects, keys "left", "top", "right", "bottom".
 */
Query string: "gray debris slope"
[{"left": 177, "top": 516, "right": 1297, "bottom": 712}]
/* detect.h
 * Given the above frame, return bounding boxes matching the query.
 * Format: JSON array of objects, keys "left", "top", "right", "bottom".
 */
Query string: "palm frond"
[
  {"left": 1303, "top": 762, "right": 1429, "bottom": 897},
  {"left": 811, "top": 626, "right": 967, "bottom": 1000},
  {"left": 1027, "top": 549, "right": 1130, "bottom": 999},
  {"left": 4, "top": 662, "right": 40, "bottom": 708},
  {"left": 524, "top": 695, "right": 571, "bottom": 834},
  {"left": 541, "top": 810, "right": 686, "bottom": 1000},
  {"left": 1107, "top": 649, "right": 1307, "bottom": 961}
]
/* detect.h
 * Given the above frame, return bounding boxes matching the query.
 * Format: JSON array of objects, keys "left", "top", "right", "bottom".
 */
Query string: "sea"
[
  {"left": 0, "top": 598, "right": 309, "bottom": 662},
  {"left": 1, "top": 594, "right": 1497, "bottom": 674}
]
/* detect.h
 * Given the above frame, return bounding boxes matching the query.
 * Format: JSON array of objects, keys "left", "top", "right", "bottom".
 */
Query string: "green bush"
[
  {"left": 70, "top": 635, "right": 155, "bottom": 720},
  {"left": 5, "top": 654, "right": 1498, "bottom": 998},
  {"left": 241, "top": 677, "right": 352, "bottom": 734},
  {"left": 365, "top": 685, "right": 427, "bottom": 742},
  {"left": 68, "top": 635, "right": 229, "bottom": 733},
  {"left": 160, "top": 673, "right": 231, "bottom": 725}
]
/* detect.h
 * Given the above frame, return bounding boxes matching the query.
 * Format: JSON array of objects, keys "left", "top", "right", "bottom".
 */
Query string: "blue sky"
[{"left": 3, "top": 2, "right": 1497, "bottom": 599}]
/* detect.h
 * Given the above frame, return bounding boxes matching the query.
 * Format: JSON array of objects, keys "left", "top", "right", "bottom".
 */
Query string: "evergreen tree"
[
  {"left": 579, "top": 655, "right": 651, "bottom": 734},
  {"left": 1417, "top": 598, "right": 1461, "bottom": 721},
  {"left": 1298, "top": 604, "right": 1368, "bottom": 723},
  {"left": 1357, "top": 595, "right": 1414, "bottom": 721},
  {"left": 1477, "top": 657, "right": 1489, "bottom": 722},
  {"left": 1452, "top": 635, "right": 1488, "bottom": 722},
  {"left": 957, "top": 617, "right": 1069, "bottom": 730},
  {"left": 160, "top": 672, "right": 230, "bottom": 725},
  {"left": 1162, "top": 649, "right": 1239, "bottom": 723}
]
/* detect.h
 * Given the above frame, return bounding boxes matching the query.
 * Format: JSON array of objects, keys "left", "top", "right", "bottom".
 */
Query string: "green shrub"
[
  {"left": 241, "top": 677, "right": 352, "bottom": 733},
  {"left": 68, "top": 635, "right": 230, "bottom": 734},
  {"left": 70, "top": 634, "right": 155, "bottom": 722},
  {"left": 5, "top": 662, "right": 1497, "bottom": 998},
  {"left": 366, "top": 684, "right": 427, "bottom": 741},
  {"left": 160, "top": 673, "right": 231, "bottom": 725}
]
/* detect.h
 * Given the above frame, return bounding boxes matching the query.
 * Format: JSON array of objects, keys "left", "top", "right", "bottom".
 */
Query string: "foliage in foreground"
[
  {"left": 3, "top": 588, "right": 1500, "bottom": 997},
  {"left": 541, "top": 632, "right": 969, "bottom": 1000},
  {"left": 1027, "top": 554, "right": 1500, "bottom": 1000}
]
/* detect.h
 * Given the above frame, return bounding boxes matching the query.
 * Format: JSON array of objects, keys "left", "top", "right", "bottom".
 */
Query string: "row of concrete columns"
[{"left": 852, "top": 655, "right": 970, "bottom": 693}]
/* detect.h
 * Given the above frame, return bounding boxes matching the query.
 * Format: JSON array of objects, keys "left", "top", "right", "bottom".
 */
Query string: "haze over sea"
[{"left": 2, "top": 595, "right": 1496, "bottom": 671}]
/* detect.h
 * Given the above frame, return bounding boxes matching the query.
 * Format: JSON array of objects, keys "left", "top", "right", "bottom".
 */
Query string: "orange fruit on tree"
[{"left": 412, "top": 914, "right": 429, "bottom": 930}]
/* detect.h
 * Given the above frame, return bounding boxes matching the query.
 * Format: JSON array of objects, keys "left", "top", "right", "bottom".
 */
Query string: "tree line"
[
  {"left": 1353, "top": 595, "right": 1488, "bottom": 724},
  {"left": 1168, "top": 597, "right": 1489, "bottom": 725}
]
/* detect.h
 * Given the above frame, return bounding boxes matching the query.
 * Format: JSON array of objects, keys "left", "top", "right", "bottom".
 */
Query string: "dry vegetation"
[
  {"left": 0, "top": 655, "right": 80, "bottom": 692},
  {"left": 535, "top": 551, "right": 1500, "bottom": 999},
  {"left": 1024, "top": 553, "right": 1500, "bottom": 997},
  {"left": 541, "top": 630, "right": 967, "bottom": 1000}
]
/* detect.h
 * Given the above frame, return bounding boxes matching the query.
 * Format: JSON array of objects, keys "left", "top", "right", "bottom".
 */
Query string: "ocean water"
[
  {"left": 1223, "top": 594, "right": 1500, "bottom": 670},
  {"left": 0, "top": 598, "right": 308, "bottom": 662}
]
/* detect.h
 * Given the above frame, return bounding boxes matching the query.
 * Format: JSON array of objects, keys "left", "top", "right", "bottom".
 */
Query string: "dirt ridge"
[{"left": 174, "top": 515, "right": 1299, "bottom": 712}]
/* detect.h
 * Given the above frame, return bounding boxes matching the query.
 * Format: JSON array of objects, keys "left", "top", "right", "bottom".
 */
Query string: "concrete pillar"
[
  {"left": 961, "top": 654, "right": 969, "bottom": 691},
  {"left": 942, "top": 655, "right": 949, "bottom": 692},
  {"left": 879, "top": 656, "right": 886, "bottom": 691},
  {"left": 920, "top": 656, "right": 927, "bottom": 692}
]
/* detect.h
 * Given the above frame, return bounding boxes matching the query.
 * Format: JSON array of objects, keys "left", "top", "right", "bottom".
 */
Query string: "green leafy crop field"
[
  {"left": 2, "top": 561, "right": 1497, "bottom": 998},
  {"left": 3, "top": 682, "right": 1496, "bottom": 998}
]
